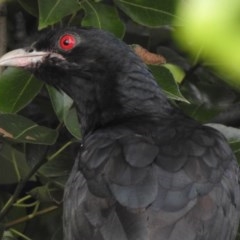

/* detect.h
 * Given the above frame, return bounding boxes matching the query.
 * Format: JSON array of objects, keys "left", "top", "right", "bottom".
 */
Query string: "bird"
[{"left": 0, "top": 27, "right": 239, "bottom": 240}]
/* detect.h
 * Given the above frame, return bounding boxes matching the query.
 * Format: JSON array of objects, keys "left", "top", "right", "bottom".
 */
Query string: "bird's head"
[{"left": 0, "top": 27, "right": 171, "bottom": 134}]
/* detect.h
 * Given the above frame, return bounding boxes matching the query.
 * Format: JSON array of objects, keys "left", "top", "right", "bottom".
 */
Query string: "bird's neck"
[{"left": 63, "top": 54, "right": 175, "bottom": 136}]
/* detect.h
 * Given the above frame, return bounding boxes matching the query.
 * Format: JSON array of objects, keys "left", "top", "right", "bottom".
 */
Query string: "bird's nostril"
[{"left": 26, "top": 47, "right": 35, "bottom": 53}]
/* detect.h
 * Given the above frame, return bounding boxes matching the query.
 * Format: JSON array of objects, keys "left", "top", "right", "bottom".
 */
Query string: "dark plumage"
[{"left": 0, "top": 27, "right": 239, "bottom": 240}]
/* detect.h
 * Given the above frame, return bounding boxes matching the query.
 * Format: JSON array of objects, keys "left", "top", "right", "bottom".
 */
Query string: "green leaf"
[
  {"left": 149, "top": 65, "right": 188, "bottom": 102},
  {"left": 163, "top": 63, "right": 185, "bottom": 83},
  {"left": 0, "top": 68, "right": 43, "bottom": 113},
  {"left": 64, "top": 107, "right": 81, "bottom": 139},
  {"left": 47, "top": 86, "right": 73, "bottom": 122},
  {"left": 0, "top": 143, "right": 30, "bottom": 184},
  {"left": 114, "top": 0, "right": 178, "bottom": 27},
  {"left": 0, "top": 113, "right": 58, "bottom": 145},
  {"left": 81, "top": 0, "right": 125, "bottom": 38},
  {"left": 47, "top": 86, "right": 81, "bottom": 139},
  {"left": 38, "top": 0, "right": 81, "bottom": 29}
]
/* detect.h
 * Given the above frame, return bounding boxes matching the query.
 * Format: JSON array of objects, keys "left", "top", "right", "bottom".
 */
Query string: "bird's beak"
[{"left": 0, "top": 49, "right": 53, "bottom": 68}]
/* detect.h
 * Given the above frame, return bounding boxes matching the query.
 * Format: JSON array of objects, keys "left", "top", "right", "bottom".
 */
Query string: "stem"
[
  {"left": 9, "top": 228, "right": 32, "bottom": 240},
  {"left": 6, "top": 205, "right": 59, "bottom": 229},
  {"left": 48, "top": 140, "right": 74, "bottom": 161}
]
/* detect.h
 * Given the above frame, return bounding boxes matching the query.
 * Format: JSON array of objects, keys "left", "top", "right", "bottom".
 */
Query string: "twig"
[{"left": 5, "top": 205, "right": 59, "bottom": 229}]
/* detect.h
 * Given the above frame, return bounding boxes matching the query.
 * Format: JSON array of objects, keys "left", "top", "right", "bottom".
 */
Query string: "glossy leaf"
[
  {"left": 0, "top": 113, "right": 58, "bottom": 144},
  {"left": 149, "top": 65, "right": 188, "bottom": 102},
  {"left": 47, "top": 86, "right": 81, "bottom": 139},
  {"left": 0, "top": 68, "right": 43, "bottom": 113},
  {"left": 114, "top": 0, "right": 178, "bottom": 27},
  {"left": 81, "top": 0, "right": 125, "bottom": 38},
  {"left": 64, "top": 107, "right": 81, "bottom": 139},
  {"left": 47, "top": 86, "right": 73, "bottom": 122},
  {"left": 38, "top": 0, "right": 81, "bottom": 29}
]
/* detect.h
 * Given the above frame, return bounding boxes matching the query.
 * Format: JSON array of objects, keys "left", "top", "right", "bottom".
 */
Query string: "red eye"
[{"left": 59, "top": 34, "right": 76, "bottom": 51}]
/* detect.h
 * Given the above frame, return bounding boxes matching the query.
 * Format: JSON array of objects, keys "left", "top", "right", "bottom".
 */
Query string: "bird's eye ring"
[{"left": 59, "top": 34, "right": 76, "bottom": 51}]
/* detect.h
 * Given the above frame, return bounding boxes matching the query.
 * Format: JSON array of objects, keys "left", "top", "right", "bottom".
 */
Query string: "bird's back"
[{"left": 63, "top": 116, "right": 240, "bottom": 240}]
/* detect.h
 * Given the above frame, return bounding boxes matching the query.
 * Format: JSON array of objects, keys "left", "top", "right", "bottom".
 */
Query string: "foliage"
[{"left": 0, "top": 0, "right": 240, "bottom": 239}]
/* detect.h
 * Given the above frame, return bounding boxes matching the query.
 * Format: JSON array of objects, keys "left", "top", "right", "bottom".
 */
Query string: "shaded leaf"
[
  {"left": 0, "top": 143, "right": 30, "bottom": 184},
  {"left": 0, "top": 114, "right": 58, "bottom": 145},
  {"left": 81, "top": 0, "right": 125, "bottom": 38},
  {"left": 38, "top": 0, "right": 81, "bottom": 29},
  {"left": 39, "top": 152, "right": 74, "bottom": 180},
  {"left": 0, "top": 68, "right": 43, "bottom": 113},
  {"left": 114, "top": 0, "right": 178, "bottom": 27},
  {"left": 149, "top": 65, "right": 188, "bottom": 102}
]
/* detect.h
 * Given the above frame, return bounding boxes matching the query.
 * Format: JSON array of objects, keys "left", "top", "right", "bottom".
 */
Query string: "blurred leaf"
[
  {"left": 0, "top": 113, "right": 58, "bottom": 145},
  {"left": 0, "top": 68, "right": 43, "bottom": 113},
  {"left": 114, "top": 0, "right": 177, "bottom": 27},
  {"left": 206, "top": 123, "right": 240, "bottom": 163},
  {"left": 180, "top": 68, "right": 238, "bottom": 112},
  {"left": 47, "top": 86, "right": 81, "bottom": 139},
  {"left": 149, "top": 65, "right": 188, "bottom": 102},
  {"left": 2, "top": 230, "right": 17, "bottom": 240},
  {"left": 179, "top": 102, "right": 220, "bottom": 122},
  {"left": 18, "top": 0, "right": 39, "bottom": 16},
  {"left": 206, "top": 123, "right": 240, "bottom": 146},
  {"left": 38, "top": 0, "right": 81, "bottom": 29},
  {"left": 0, "top": 143, "right": 30, "bottom": 184},
  {"left": 81, "top": 0, "right": 125, "bottom": 38}
]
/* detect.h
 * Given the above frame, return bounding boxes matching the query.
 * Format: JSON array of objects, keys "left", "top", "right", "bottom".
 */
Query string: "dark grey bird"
[{"left": 0, "top": 27, "right": 239, "bottom": 240}]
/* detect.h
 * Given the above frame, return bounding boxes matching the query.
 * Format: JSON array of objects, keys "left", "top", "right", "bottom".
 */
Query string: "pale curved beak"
[{"left": 0, "top": 49, "right": 50, "bottom": 68}]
